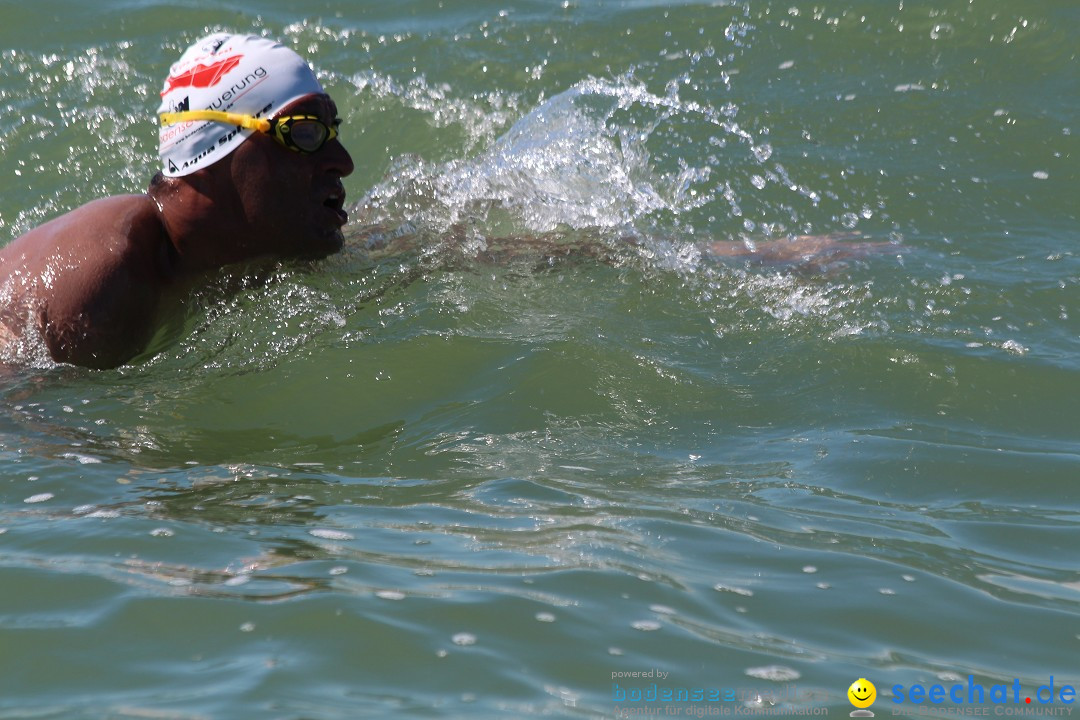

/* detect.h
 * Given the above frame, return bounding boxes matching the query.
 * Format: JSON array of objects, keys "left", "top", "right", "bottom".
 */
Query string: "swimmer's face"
[
  {"left": 227, "top": 93, "right": 354, "bottom": 259},
  {"left": 847, "top": 679, "right": 876, "bottom": 709}
]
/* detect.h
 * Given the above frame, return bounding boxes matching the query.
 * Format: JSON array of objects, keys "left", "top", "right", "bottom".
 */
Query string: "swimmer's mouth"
[{"left": 323, "top": 188, "right": 348, "bottom": 225}]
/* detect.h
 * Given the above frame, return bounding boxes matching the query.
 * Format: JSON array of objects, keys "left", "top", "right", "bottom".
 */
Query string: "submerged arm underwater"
[
  {"left": 352, "top": 222, "right": 893, "bottom": 271},
  {"left": 0, "top": 208, "right": 892, "bottom": 371}
]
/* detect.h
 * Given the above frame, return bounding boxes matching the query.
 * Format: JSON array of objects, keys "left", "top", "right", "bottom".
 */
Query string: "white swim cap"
[{"left": 157, "top": 33, "right": 324, "bottom": 177}]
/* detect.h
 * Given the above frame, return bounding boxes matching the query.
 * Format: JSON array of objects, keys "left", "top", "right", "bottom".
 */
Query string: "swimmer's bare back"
[{"left": 0, "top": 195, "right": 172, "bottom": 369}]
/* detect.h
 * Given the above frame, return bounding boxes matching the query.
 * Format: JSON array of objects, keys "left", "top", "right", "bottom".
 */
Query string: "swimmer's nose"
[{"left": 322, "top": 137, "right": 354, "bottom": 178}]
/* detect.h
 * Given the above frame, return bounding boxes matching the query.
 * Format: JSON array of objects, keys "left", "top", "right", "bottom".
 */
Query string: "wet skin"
[{"left": 0, "top": 93, "right": 353, "bottom": 369}]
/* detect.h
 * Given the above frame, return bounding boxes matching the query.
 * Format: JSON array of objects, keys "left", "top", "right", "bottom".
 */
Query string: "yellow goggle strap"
[{"left": 159, "top": 110, "right": 271, "bottom": 133}]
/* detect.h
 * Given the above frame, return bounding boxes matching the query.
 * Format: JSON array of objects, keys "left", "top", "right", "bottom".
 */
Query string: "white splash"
[{"left": 360, "top": 75, "right": 726, "bottom": 236}]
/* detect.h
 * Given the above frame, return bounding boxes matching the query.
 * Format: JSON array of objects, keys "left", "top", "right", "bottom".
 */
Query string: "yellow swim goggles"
[{"left": 159, "top": 109, "right": 340, "bottom": 154}]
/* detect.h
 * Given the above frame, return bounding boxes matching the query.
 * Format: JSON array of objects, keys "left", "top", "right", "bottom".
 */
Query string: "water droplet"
[
  {"left": 309, "top": 528, "right": 354, "bottom": 541},
  {"left": 649, "top": 604, "right": 676, "bottom": 615},
  {"left": 535, "top": 612, "right": 556, "bottom": 622},
  {"left": 61, "top": 453, "right": 101, "bottom": 464},
  {"left": 631, "top": 620, "right": 661, "bottom": 631},
  {"left": 1001, "top": 340, "right": 1027, "bottom": 355},
  {"left": 745, "top": 694, "right": 773, "bottom": 709},
  {"left": 930, "top": 23, "right": 954, "bottom": 40},
  {"left": 328, "top": 566, "right": 349, "bottom": 576},
  {"left": 239, "top": 622, "right": 255, "bottom": 632},
  {"left": 879, "top": 588, "right": 896, "bottom": 595},
  {"left": 23, "top": 493, "right": 54, "bottom": 504},
  {"left": 150, "top": 528, "right": 173, "bottom": 537},
  {"left": 376, "top": 590, "right": 406, "bottom": 600},
  {"left": 802, "top": 565, "right": 818, "bottom": 574},
  {"left": 714, "top": 583, "right": 754, "bottom": 596},
  {"left": 745, "top": 665, "right": 801, "bottom": 681},
  {"left": 1033, "top": 170, "right": 1049, "bottom": 180},
  {"left": 452, "top": 632, "right": 477, "bottom": 646}
]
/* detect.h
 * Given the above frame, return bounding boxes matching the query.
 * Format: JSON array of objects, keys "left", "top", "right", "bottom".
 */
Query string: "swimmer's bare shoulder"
[{"left": 0, "top": 194, "right": 172, "bottom": 368}]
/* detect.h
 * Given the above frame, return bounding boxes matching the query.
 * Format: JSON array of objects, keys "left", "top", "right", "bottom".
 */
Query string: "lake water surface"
[{"left": 1, "top": 1, "right": 1078, "bottom": 718}]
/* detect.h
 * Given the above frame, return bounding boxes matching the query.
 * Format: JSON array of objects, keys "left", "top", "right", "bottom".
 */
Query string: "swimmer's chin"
[
  {"left": 321, "top": 229, "right": 346, "bottom": 255},
  {"left": 297, "top": 229, "right": 345, "bottom": 260}
]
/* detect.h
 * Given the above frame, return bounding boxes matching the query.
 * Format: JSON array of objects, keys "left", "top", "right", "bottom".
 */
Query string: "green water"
[{"left": 1, "top": 1, "right": 1078, "bottom": 718}]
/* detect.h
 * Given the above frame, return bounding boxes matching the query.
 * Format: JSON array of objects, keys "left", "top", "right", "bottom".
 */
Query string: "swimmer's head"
[{"left": 157, "top": 33, "right": 323, "bottom": 177}]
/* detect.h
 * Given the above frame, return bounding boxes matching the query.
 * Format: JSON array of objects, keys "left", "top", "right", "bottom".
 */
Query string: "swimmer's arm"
[
  {"left": 702, "top": 232, "right": 889, "bottom": 263},
  {"left": 29, "top": 196, "right": 168, "bottom": 369},
  {"left": 40, "top": 255, "right": 160, "bottom": 369},
  {"left": 350, "top": 224, "right": 893, "bottom": 266},
  {"left": 467, "top": 230, "right": 891, "bottom": 266},
  {"left": 351, "top": 224, "right": 617, "bottom": 263}
]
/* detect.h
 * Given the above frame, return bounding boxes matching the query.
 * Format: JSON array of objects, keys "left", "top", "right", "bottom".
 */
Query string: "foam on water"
[{"left": 351, "top": 69, "right": 521, "bottom": 153}]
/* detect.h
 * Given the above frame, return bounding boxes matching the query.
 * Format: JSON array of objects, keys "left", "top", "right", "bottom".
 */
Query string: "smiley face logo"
[{"left": 848, "top": 678, "right": 877, "bottom": 709}]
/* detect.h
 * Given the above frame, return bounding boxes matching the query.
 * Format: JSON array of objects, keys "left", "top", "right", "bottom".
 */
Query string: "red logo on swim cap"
[{"left": 160, "top": 55, "right": 243, "bottom": 96}]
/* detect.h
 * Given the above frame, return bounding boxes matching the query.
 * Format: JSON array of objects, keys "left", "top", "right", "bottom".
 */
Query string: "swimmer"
[
  {"left": 0, "top": 33, "right": 354, "bottom": 368},
  {"left": 0, "top": 33, "right": 888, "bottom": 369}
]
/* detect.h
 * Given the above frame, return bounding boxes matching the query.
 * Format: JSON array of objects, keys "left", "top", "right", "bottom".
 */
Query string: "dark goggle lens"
[
  {"left": 275, "top": 117, "right": 336, "bottom": 153},
  {"left": 286, "top": 120, "right": 329, "bottom": 151}
]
